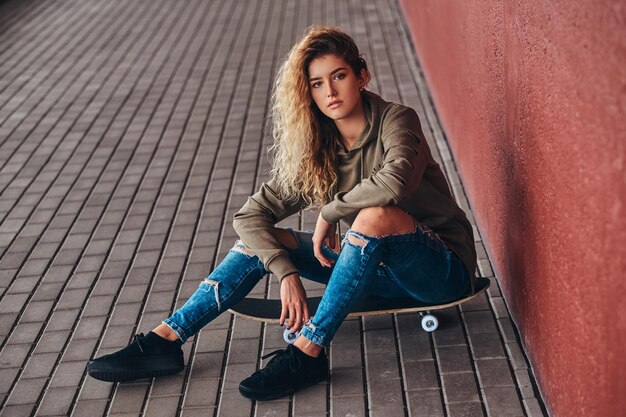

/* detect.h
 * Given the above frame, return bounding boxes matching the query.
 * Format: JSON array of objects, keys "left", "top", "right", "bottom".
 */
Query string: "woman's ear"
[{"left": 359, "top": 68, "right": 368, "bottom": 88}]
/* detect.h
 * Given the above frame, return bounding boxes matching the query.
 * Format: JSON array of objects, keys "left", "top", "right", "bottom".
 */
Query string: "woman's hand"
[
  {"left": 280, "top": 273, "right": 310, "bottom": 333},
  {"left": 312, "top": 213, "right": 336, "bottom": 268}
]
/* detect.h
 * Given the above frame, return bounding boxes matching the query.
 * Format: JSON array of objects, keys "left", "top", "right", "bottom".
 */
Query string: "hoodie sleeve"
[
  {"left": 232, "top": 179, "right": 306, "bottom": 281},
  {"left": 320, "top": 105, "right": 427, "bottom": 224}
]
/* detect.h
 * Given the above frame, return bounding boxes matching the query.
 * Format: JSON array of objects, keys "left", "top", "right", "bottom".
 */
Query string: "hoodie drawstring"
[{"left": 360, "top": 151, "right": 363, "bottom": 180}]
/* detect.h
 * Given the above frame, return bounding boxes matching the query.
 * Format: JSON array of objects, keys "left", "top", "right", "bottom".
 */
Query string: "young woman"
[{"left": 87, "top": 25, "right": 476, "bottom": 401}]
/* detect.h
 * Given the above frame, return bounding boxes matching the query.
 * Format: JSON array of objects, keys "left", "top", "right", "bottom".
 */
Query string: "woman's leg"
[
  {"left": 158, "top": 227, "right": 343, "bottom": 342},
  {"left": 88, "top": 231, "right": 300, "bottom": 382},
  {"left": 159, "top": 241, "right": 267, "bottom": 342},
  {"left": 238, "top": 206, "right": 419, "bottom": 400},
  {"left": 297, "top": 205, "right": 471, "bottom": 355},
  {"left": 297, "top": 206, "right": 416, "bottom": 353},
  {"left": 371, "top": 222, "right": 472, "bottom": 305}
]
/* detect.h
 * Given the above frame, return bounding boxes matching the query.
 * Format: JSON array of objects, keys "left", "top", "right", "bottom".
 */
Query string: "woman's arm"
[
  {"left": 233, "top": 179, "right": 310, "bottom": 332},
  {"left": 321, "top": 106, "right": 428, "bottom": 224},
  {"left": 313, "top": 106, "right": 426, "bottom": 268},
  {"left": 232, "top": 178, "right": 306, "bottom": 281}
]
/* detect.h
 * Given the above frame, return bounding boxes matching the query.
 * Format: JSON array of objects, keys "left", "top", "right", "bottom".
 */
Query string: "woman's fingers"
[
  {"left": 292, "top": 303, "right": 310, "bottom": 333},
  {"left": 279, "top": 274, "right": 310, "bottom": 333},
  {"left": 287, "top": 306, "right": 296, "bottom": 331},
  {"left": 279, "top": 302, "right": 287, "bottom": 327},
  {"left": 327, "top": 223, "right": 337, "bottom": 249},
  {"left": 282, "top": 303, "right": 309, "bottom": 333},
  {"left": 313, "top": 238, "right": 333, "bottom": 267},
  {"left": 316, "top": 253, "right": 332, "bottom": 267},
  {"left": 313, "top": 214, "right": 336, "bottom": 267},
  {"left": 295, "top": 291, "right": 310, "bottom": 332},
  {"left": 303, "top": 303, "right": 310, "bottom": 323},
  {"left": 293, "top": 309, "right": 303, "bottom": 333}
]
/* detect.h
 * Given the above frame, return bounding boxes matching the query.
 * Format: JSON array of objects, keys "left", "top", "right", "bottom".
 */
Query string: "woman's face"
[{"left": 308, "top": 54, "right": 365, "bottom": 122}]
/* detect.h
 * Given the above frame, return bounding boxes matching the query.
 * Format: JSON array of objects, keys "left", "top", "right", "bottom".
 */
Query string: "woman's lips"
[{"left": 328, "top": 101, "right": 342, "bottom": 109}]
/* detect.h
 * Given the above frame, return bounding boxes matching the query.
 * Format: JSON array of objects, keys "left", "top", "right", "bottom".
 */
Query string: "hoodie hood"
[
  {"left": 334, "top": 90, "right": 388, "bottom": 182},
  {"left": 335, "top": 89, "right": 385, "bottom": 155}
]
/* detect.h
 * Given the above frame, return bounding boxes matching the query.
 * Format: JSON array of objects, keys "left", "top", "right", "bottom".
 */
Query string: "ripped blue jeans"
[{"left": 163, "top": 225, "right": 471, "bottom": 346}]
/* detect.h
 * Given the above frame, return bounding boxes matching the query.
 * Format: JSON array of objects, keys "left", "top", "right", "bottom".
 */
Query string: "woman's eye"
[
  {"left": 311, "top": 81, "right": 321, "bottom": 88},
  {"left": 335, "top": 73, "right": 346, "bottom": 80}
]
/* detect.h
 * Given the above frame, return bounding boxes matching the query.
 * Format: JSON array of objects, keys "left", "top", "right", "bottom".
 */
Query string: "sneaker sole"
[
  {"left": 88, "top": 365, "right": 184, "bottom": 382},
  {"left": 238, "top": 372, "right": 328, "bottom": 401},
  {"left": 87, "top": 352, "right": 184, "bottom": 382}
]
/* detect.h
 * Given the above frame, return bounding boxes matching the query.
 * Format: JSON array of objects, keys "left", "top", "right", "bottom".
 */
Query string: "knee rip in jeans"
[
  {"left": 201, "top": 279, "right": 222, "bottom": 311},
  {"left": 232, "top": 240, "right": 255, "bottom": 257},
  {"left": 342, "top": 231, "right": 370, "bottom": 255}
]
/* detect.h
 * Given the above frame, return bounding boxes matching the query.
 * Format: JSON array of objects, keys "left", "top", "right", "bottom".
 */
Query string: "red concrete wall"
[{"left": 398, "top": 1, "right": 626, "bottom": 416}]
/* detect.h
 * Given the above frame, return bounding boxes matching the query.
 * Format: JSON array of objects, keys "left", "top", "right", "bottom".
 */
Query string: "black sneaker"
[
  {"left": 239, "top": 344, "right": 329, "bottom": 401},
  {"left": 87, "top": 331, "right": 184, "bottom": 382}
]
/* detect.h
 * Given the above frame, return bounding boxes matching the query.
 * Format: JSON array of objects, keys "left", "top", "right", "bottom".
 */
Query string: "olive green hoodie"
[{"left": 233, "top": 90, "right": 476, "bottom": 282}]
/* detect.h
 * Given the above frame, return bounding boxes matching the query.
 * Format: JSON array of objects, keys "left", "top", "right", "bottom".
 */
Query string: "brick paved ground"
[{"left": 0, "top": 0, "right": 549, "bottom": 416}]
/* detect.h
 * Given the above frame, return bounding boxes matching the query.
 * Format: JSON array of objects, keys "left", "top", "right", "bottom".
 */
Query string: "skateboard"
[{"left": 229, "top": 277, "right": 490, "bottom": 344}]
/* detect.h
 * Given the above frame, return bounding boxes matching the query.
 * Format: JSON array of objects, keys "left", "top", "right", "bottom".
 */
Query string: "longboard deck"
[{"left": 229, "top": 277, "right": 490, "bottom": 323}]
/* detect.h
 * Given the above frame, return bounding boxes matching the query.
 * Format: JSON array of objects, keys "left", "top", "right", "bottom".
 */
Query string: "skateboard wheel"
[
  {"left": 283, "top": 328, "right": 300, "bottom": 344},
  {"left": 421, "top": 314, "right": 439, "bottom": 332}
]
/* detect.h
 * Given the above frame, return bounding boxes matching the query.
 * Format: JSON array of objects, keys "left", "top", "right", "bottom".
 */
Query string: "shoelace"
[
  {"left": 261, "top": 348, "right": 285, "bottom": 360},
  {"left": 259, "top": 348, "right": 300, "bottom": 373},
  {"left": 134, "top": 333, "right": 145, "bottom": 353}
]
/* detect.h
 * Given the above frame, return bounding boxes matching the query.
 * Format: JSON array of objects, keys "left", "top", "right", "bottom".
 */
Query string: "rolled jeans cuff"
[
  {"left": 162, "top": 318, "right": 188, "bottom": 343},
  {"left": 300, "top": 323, "right": 331, "bottom": 349}
]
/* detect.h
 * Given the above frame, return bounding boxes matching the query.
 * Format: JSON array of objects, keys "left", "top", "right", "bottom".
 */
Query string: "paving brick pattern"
[{"left": 0, "top": 0, "right": 549, "bottom": 416}]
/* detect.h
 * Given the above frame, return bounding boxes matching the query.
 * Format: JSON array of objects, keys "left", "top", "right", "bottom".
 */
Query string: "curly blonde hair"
[{"left": 269, "top": 25, "right": 371, "bottom": 208}]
